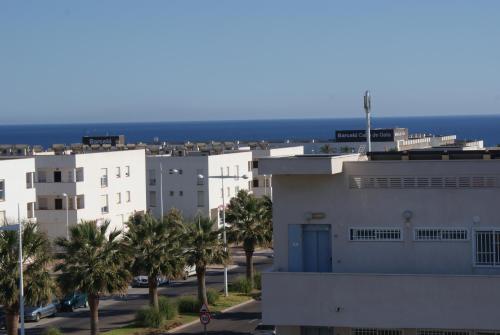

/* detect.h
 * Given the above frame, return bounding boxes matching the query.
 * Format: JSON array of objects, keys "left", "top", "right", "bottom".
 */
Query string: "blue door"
[{"left": 303, "top": 224, "right": 332, "bottom": 272}]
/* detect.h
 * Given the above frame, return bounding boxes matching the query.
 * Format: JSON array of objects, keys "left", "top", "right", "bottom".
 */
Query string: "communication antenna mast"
[{"left": 363, "top": 90, "right": 372, "bottom": 152}]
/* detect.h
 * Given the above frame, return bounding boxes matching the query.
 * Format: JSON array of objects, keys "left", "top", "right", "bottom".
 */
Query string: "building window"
[
  {"left": 125, "top": 166, "right": 130, "bottom": 177},
  {"left": 235, "top": 165, "right": 240, "bottom": 177},
  {"left": 101, "top": 195, "right": 109, "bottom": 214},
  {"left": 27, "top": 203, "right": 35, "bottom": 219},
  {"left": 55, "top": 198, "right": 63, "bottom": 210},
  {"left": 349, "top": 228, "right": 402, "bottom": 241},
  {"left": 353, "top": 329, "right": 402, "bottom": 335},
  {"left": 417, "top": 331, "right": 469, "bottom": 335},
  {"left": 77, "top": 195, "right": 85, "bottom": 209},
  {"left": 101, "top": 168, "right": 108, "bottom": 187},
  {"left": 149, "top": 191, "right": 157, "bottom": 207},
  {"left": 148, "top": 169, "right": 156, "bottom": 186},
  {"left": 26, "top": 172, "right": 34, "bottom": 189},
  {"left": 197, "top": 169, "right": 204, "bottom": 185},
  {"left": 197, "top": 191, "right": 204, "bottom": 207},
  {"left": 126, "top": 191, "right": 131, "bottom": 202},
  {"left": 76, "top": 167, "right": 84, "bottom": 182},
  {"left": 0, "top": 179, "right": 4, "bottom": 201},
  {"left": 169, "top": 190, "right": 174, "bottom": 196},
  {"left": 116, "top": 166, "right": 121, "bottom": 178},
  {"left": 474, "top": 230, "right": 500, "bottom": 266},
  {"left": 38, "top": 197, "right": 48, "bottom": 210},
  {"left": 227, "top": 187, "right": 230, "bottom": 198},
  {"left": 116, "top": 192, "right": 122, "bottom": 204},
  {"left": 414, "top": 228, "right": 469, "bottom": 241},
  {"left": 0, "top": 211, "right": 5, "bottom": 225},
  {"left": 37, "top": 170, "right": 47, "bottom": 183},
  {"left": 226, "top": 166, "right": 230, "bottom": 176},
  {"left": 235, "top": 186, "right": 240, "bottom": 194},
  {"left": 252, "top": 160, "right": 259, "bottom": 169},
  {"left": 252, "top": 179, "right": 259, "bottom": 188},
  {"left": 248, "top": 161, "right": 252, "bottom": 172},
  {"left": 179, "top": 191, "right": 183, "bottom": 196}
]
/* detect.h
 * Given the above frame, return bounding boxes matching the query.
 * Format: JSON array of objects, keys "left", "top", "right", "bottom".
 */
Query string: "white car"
[
  {"left": 182, "top": 265, "right": 196, "bottom": 280},
  {"left": 253, "top": 324, "right": 276, "bottom": 335},
  {"left": 131, "top": 275, "right": 169, "bottom": 288}
]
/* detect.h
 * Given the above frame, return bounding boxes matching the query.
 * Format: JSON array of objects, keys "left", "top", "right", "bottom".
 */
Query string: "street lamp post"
[
  {"left": 197, "top": 171, "right": 248, "bottom": 297},
  {"left": 0, "top": 220, "right": 24, "bottom": 335},
  {"left": 62, "top": 193, "right": 69, "bottom": 239}
]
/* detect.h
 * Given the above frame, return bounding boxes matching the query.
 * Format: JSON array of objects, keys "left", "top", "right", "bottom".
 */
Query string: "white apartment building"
[
  {"left": 146, "top": 151, "right": 253, "bottom": 224},
  {"left": 250, "top": 146, "right": 304, "bottom": 198},
  {"left": 35, "top": 149, "right": 147, "bottom": 238},
  {"left": 260, "top": 150, "right": 500, "bottom": 335},
  {"left": 0, "top": 158, "right": 36, "bottom": 225}
]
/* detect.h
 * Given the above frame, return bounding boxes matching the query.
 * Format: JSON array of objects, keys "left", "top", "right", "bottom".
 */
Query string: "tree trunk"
[
  {"left": 6, "top": 310, "right": 19, "bottom": 335},
  {"left": 196, "top": 266, "right": 207, "bottom": 306},
  {"left": 148, "top": 275, "right": 159, "bottom": 309},
  {"left": 89, "top": 294, "right": 100, "bottom": 335},
  {"left": 245, "top": 249, "right": 254, "bottom": 289}
]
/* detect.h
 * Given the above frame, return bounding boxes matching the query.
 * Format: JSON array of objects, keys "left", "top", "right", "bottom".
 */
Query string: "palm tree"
[
  {"left": 124, "top": 213, "right": 185, "bottom": 309},
  {"left": 0, "top": 222, "right": 54, "bottom": 335},
  {"left": 226, "top": 190, "right": 273, "bottom": 289},
  {"left": 55, "top": 221, "right": 131, "bottom": 335},
  {"left": 184, "top": 216, "right": 228, "bottom": 306}
]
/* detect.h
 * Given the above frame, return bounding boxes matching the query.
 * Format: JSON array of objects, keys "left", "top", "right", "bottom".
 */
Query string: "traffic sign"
[
  {"left": 200, "top": 311, "right": 211, "bottom": 325},
  {"left": 200, "top": 303, "right": 210, "bottom": 313}
]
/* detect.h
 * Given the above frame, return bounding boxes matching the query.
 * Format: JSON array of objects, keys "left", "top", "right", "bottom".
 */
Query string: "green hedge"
[
  {"left": 253, "top": 272, "right": 262, "bottom": 290},
  {"left": 42, "top": 328, "right": 62, "bottom": 335},
  {"left": 229, "top": 276, "right": 252, "bottom": 294},
  {"left": 135, "top": 307, "right": 165, "bottom": 328},
  {"left": 206, "top": 288, "right": 220, "bottom": 305},
  {"left": 158, "top": 296, "right": 178, "bottom": 320},
  {"left": 177, "top": 296, "right": 200, "bottom": 313}
]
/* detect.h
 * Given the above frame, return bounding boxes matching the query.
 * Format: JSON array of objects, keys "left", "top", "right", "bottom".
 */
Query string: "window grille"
[
  {"left": 349, "top": 175, "right": 498, "bottom": 189},
  {"left": 414, "top": 228, "right": 469, "bottom": 241},
  {"left": 475, "top": 230, "right": 500, "bottom": 266},
  {"left": 417, "top": 330, "right": 469, "bottom": 335},
  {"left": 349, "top": 228, "right": 402, "bottom": 241},
  {"left": 352, "top": 329, "right": 402, "bottom": 335}
]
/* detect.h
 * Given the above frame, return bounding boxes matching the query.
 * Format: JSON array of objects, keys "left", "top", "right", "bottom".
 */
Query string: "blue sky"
[{"left": 1, "top": 1, "right": 499, "bottom": 124}]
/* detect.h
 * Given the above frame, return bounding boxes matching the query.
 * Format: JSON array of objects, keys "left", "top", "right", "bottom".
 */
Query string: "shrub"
[
  {"left": 158, "top": 296, "right": 178, "bottom": 320},
  {"left": 42, "top": 328, "right": 62, "bottom": 335},
  {"left": 206, "top": 288, "right": 220, "bottom": 305},
  {"left": 135, "top": 306, "right": 165, "bottom": 328},
  {"left": 229, "top": 276, "right": 252, "bottom": 294},
  {"left": 253, "top": 272, "right": 262, "bottom": 290},
  {"left": 177, "top": 296, "right": 200, "bottom": 314}
]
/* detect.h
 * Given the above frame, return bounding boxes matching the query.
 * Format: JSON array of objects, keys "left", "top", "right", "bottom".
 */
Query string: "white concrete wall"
[
  {"left": 35, "top": 150, "right": 146, "bottom": 238},
  {"left": 0, "top": 158, "right": 36, "bottom": 224},
  {"left": 146, "top": 151, "right": 253, "bottom": 224},
  {"left": 251, "top": 146, "right": 304, "bottom": 198}
]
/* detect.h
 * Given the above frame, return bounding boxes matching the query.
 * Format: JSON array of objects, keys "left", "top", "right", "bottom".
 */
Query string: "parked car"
[
  {"left": 24, "top": 300, "right": 58, "bottom": 322},
  {"left": 182, "top": 265, "right": 196, "bottom": 280},
  {"left": 131, "top": 276, "right": 169, "bottom": 288},
  {"left": 59, "top": 292, "right": 88, "bottom": 312},
  {"left": 253, "top": 324, "right": 276, "bottom": 335}
]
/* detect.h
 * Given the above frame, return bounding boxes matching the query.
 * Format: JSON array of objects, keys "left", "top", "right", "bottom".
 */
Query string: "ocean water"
[{"left": 0, "top": 115, "right": 499, "bottom": 148}]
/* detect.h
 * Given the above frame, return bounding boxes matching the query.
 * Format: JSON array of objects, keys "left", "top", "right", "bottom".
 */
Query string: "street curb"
[{"left": 166, "top": 298, "right": 255, "bottom": 334}]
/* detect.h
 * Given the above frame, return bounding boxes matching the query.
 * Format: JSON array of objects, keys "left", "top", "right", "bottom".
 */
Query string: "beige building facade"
[{"left": 260, "top": 151, "right": 500, "bottom": 335}]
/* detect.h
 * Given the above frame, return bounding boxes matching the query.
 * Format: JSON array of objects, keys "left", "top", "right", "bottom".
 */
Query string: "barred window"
[
  {"left": 349, "top": 228, "right": 402, "bottom": 241},
  {"left": 475, "top": 230, "right": 500, "bottom": 266},
  {"left": 417, "top": 330, "right": 469, "bottom": 335},
  {"left": 414, "top": 228, "right": 469, "bottom": 241},
  {"left": 353, "top": 329, "right": 402, "bottom": 335}
]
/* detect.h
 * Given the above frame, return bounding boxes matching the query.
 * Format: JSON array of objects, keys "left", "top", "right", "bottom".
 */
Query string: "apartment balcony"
[
  {"left": 262, "top": 271, "right": 500, "bottom": 331},
  {"left": 35, "top": 182, "right": 78, "bottom": 196},
  {"left": 35, "top": 209, "right": 79, "bottom": 225}
]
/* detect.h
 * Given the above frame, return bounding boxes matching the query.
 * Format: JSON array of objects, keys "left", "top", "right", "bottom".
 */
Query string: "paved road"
[
  {"left": 14, "top": 249, "right": 272, "bottom": 335},
  {"left": 170, "top": 300, "right": 261, "bottom": 335}
]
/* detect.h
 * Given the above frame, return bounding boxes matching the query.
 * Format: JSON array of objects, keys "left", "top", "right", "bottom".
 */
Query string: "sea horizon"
[{"left": 0, "top": 114, "right": 499, "bottom": 148}]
